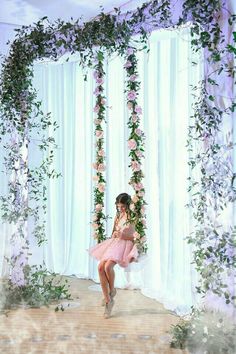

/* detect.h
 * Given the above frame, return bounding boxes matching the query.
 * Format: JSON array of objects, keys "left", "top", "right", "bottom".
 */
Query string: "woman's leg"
[
  {"left": 104, "top": 260, "right": 116, "bottom": 293},
  {"left": 98, "top": 260, "right": 110, "bottom": 303}
]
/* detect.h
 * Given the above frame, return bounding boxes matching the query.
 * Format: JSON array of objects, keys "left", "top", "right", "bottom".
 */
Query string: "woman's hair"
[{"left": 115, "top": 192, "right": 132, "bottom": 220}]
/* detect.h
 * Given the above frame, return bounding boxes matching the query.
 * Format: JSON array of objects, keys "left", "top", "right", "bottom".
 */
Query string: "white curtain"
[{"left": 1, "top": 26, "right": 203, "bottom": 315}]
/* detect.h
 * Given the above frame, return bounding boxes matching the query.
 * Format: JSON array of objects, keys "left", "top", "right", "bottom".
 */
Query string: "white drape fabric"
[{"left": 0, "top": 27, "right": 203, "bottom": 315}]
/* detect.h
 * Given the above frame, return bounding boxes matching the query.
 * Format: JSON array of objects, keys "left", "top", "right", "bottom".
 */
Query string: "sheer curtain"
[{"left": 1, "top": 27, "right": 203, "bottom": 315}]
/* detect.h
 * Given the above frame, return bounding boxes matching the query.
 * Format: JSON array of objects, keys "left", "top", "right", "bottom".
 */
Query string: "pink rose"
[
  {"left": 92, "top": 223, "right": 99, "bottom": 230},
  {"left": 98, "top": 183, "right": 105, "bottom": 193},
  {"left": 94, "top": 118, "right": 101, "bottom": 125},
  {"left": 134, "top": 182, "right": 143, "bottom": 191},
  {"left": 135, "top": 150, "right": 143, "bottom": 158},
  {"left": 135, "top": 128, "right": 143, "bottom": 137},
  {"left": 124, "top": 60, "right": 132, "bottom": 68},
  {"left": 132, "top": 114, "right": 138, "bottom": 123},
  {"left": 127, "top": 90, "right": 137, "bottom": 101},
  {"left": 141, "top": 236, "right": 146, "bottom": 242},
  {"left": 134, "top": 105, "right": 142, "bottom": 114},
  {"left": 97, "top": 163, "right": 106, "bottom": 172},
  {"left": 98, "top": 149, "right": 105, "bottom": 157},
  {"left": 133, "top": 231, "right": 140, "bottom": 240},
  {"left": 130, "top": 74, "right": 137, "bottom": 82},
  {"left": 128, "top": 139, "right": 137, "bottom": 150},
  {"left": 96, "top": 130, "right": 104, "bottom": 138},
  {"left": 93, "top": 105, "right": 100, "bottom": 113},
  {"left": 132, "top": 194, "right": 139, "bottom": 203},
  {"left": 92, "top": 175, "right": 99, "bottom": 181},
  {"left": 95, "top": 204, "right": 103, "bottom": 211},
  {"left": 101, "top": 98, "right": 106, "bottom": 105},
  {"left": 93, "top": 87, "right": 101, "bottom": 96},
  {"left": 131, "top": 161, "right": 141, "bottom": 172},
  {"left": 127, "top": 47, "right": 134, "bottom": 56},
  {"left": 141, "top": 219, "right": 147, "bottom": 227},
  {"left": 127, "top": 102, "right": 133, "bottom": 110},
  {"left": 141, "top": 205, "right": 146, "bottom": 215},
  {"left": 130, "top": 203, "right": 135, "bottom": 211},
  {"left": 92, "top": 163, "right": 98, "bottom": 170},
  {"left": 93, "top": 233, "right": 98, "bottom": 239},
  {"left": 96, "top": 77, "right": 104, "bottom": 85}
]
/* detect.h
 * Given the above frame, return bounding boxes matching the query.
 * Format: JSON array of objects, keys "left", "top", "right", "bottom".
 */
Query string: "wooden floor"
[{"left": 0, "top": 277, "right": 189, "bottom": 354}]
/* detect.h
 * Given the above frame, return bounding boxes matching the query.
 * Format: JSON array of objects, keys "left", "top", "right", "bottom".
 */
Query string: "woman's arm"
[{"left": 119, "top": 224, "right": 135, "bottom": 241}]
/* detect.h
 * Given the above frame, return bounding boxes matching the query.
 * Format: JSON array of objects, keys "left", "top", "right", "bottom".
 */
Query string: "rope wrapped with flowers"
[
  {"left": 92, "top": 51, "right": 107, "bottom": 243},
  {"left": 124, "top": 47, "right": 148, "bottom": 256}
]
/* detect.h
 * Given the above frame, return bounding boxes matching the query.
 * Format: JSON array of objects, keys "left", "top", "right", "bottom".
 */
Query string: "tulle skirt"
[{"left": 88, "top": 237, "right": 139, "bottom": 268}]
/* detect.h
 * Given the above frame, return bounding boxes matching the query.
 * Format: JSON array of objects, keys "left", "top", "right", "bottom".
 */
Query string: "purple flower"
[
  {"left": 127, "top": 47, "right": 134, "bottom": 56},
  {"left": 127, "top": 90, "right": 137, "bottom": 101},
  {"left": 130, "top": 74, "right": 137, "bottom": 82},
  {"left": 96, "top": 77, "right": 104, "bottom": 85},
  {"left": 124, "top": 60, "right": 132, "bottom": 68},
  {"left": 135, "top": 105, "right": 143, "bottom": 114}
]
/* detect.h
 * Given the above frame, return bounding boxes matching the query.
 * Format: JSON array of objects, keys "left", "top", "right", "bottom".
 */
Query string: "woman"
[{"left": 88, "top": 192, "right": 138, "bottom": 318}]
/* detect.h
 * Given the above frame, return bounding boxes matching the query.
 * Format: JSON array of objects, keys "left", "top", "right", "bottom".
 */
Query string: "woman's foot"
[
  {"left": 103, "top": 299, "right": 114, "bottom": 319},
  {"left": 101, "top": 288, "right": 116, "bottom": 306}
]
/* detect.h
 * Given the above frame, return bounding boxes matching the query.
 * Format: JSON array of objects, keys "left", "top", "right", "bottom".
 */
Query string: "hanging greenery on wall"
[{"left": 0, "top": 0, "right": 235, "bottom": 349}]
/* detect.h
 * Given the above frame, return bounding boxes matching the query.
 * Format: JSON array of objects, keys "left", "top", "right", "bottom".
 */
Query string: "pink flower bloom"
[
  {"left": 141, "top": 219, "right": 147, "bottom": 227},
  {"left": 96, "top": 130, "right": 104, "bottom": 138},
  {"left": 134, "top": 182, "right": 143, "bottom": 191},
  {"left": 128, "top": 139, "right": 137, "bottom": 150},
  {"left": 92, "top": 163, "right": 98, "bottom": 170},
  {"left": 97, "top": 163, "right": 106, "bottom": 172},
  {"left": 130, "top": 203, "right": 135, "bottom": 211},
  {"left": 92, "top": 175, "right": 99, "bottom": 181},
  {"left": 92, "top": 223, "right": 99, "bottom": 230},
  {"left": 127, "top": 90, "right": 137, "bottom": 101},
  {"left": 141, "top": 236, "right": 146, "bottom": 242},
  {"left": 93, "top": 87, "right": 101, "bottom": 96},
  {"left": 124, "top": 60, "right": 132, "bottom": 68},
  {"left": 127, "top": 102, "right": 133, "bottom": 110},
  {"left": 132, "top": 114, "right": 138, "bottom": 123},
  {"left": 96, "top": 77, "right": 104, "bottom": 85},
  {"left": 93, "top": 105, "right": 100, "bottom": 113},
  {"left": 130, "top": 74, "right": 137, "bottom": 82},
  {"left": 135, "top": 128, "right": 143, "bottom": 137},
  {"left": 95, "top": 204, "right": 103, "bottom": 211},
  {"left": 141, "top": 205, "right": 146, "bottom": 215},
  {"left": 132, "top": 194, "right": 139, "bottom": 203},
  {"left": 94, "top": 118, "right": 102, "bottom": 125},
  {"left": 98, "top": 149, "right": 105, "bottom": 157},
  {"left": 93, "top": 215, "right": 98, "bottom": 221},
  {"left": 131, "top": 161, "right": 141, "bottom": 172},
  {"left": 127, "top": 47, "right": 134, "bottom": 56},
  {"left": 98, "top": 183, "right": 105, "bottom": 193},
  {"left": 135, "top": 105, "right": 142, "bottom": 114},
  {"left": 101, "top": 98, "right": 106, "bottom": 105},
  {"left": 133, "top": 231, "right": 140, "bottom": 240},
  {"left": 135, "top": 150, "right": 143, "bottom": 158}
]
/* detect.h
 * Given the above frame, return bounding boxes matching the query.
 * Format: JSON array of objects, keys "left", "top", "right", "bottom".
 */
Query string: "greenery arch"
[{"left": 0, "top": 0, "right": 235, "bottom": 350}]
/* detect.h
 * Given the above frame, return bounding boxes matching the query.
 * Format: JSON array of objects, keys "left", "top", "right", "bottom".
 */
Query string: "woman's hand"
[{"left": 112, "top": 231, "right": 121, "bottom": 238}]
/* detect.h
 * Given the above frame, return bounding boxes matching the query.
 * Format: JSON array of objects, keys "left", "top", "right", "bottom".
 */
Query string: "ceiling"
[{"left": 0, "top": 0, "right": 145, "bottom": 26}]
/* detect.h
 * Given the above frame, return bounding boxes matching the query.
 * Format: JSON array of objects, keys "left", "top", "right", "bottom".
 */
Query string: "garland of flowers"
[
  {"left": 91, "top": 51, "right": 108, "bottom": 243},
  {"left": 0, "top": 0, "right": 235, "bottom": 344},
  {"left": 124, "top": 47, "right": 148, "bottom": 255}
]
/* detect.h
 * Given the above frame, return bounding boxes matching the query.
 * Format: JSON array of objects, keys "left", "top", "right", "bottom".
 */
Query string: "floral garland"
[
  {"left": 91, "top": 51, "right": 107, "bottom": 243},
  {"left": 124, "top": 47, "right": 148, "bottom": 256}
]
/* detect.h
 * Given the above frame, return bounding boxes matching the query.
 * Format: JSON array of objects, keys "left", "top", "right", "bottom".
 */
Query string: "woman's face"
[{"left": 116, "top": 203, "right": 126, "bottom": 214}]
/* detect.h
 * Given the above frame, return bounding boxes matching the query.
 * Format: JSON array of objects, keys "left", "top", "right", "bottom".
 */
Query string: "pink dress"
[{"left": 88, "top": 216, "right": 139, "bottom": 268}]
